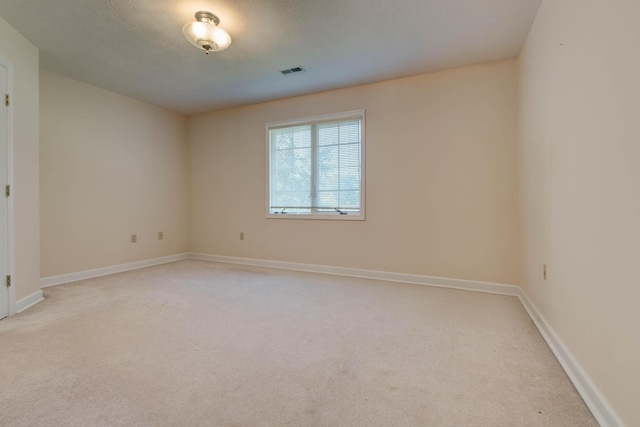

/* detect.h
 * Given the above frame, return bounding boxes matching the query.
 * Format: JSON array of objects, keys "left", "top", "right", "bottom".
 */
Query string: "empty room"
[{"left": 0, "top": 0, "right": 638, "bottom": 425}]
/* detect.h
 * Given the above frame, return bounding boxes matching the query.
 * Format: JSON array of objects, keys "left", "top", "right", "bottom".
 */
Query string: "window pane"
[
  {"left": 316, "top": 119, "right": 361, "bottom": 210},
  {"left": 272, "top": 125, "right": 310, "bottom": 150},
  {"left": 318, "top": 123, "right": 339, "bottom": 146},
  {"left": 271, "top": 144, "right": 312, "bottom": 212},
  {"left": 317, "top": 145, "right": 339, "bottom": 191},
  {"left": 272, "top": 129, "right": 292, "bottom": 150},
  {"left": 293, "top": 127, "right": 311, "bottom": 148},
  {"left": 340, "top": 167, "right": 360, "bottom": 191},
  {"left": 340, "top": 120, "right": 360, "bottom": 144},
  {"left": 317, "top": 190, "right": 338, "bottom": 208},
  {"left": 340, "top": 143, "right": 360, "bottom": 168}
]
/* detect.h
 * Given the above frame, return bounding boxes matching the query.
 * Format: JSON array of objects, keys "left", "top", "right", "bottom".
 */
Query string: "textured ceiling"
[{"left": 0, "top": 0, "right": 541, "bottom": 115}]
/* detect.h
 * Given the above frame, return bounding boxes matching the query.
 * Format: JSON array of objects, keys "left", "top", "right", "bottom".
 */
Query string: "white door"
[{"left": 0, "top": 64, "right": 8, "bottom": 320}]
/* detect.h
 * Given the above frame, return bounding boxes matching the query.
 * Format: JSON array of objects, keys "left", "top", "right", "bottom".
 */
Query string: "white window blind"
[{"left": 267, "top": 111, "right": 365, "bottom": 219}]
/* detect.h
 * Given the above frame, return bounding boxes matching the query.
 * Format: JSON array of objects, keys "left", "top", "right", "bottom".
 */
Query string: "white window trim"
[{"left": 265, "top": 109, "right": 366, "bottom": 221}]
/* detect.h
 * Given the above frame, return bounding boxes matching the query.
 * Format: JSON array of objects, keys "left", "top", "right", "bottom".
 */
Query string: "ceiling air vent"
[{"left": 280, "top": 66, "right": 305, "bottom": 75}]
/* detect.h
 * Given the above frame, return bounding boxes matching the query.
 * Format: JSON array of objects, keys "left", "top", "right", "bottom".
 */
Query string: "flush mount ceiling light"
[{"left": 182, "top": 11, "right": 232, "bottom": 54}]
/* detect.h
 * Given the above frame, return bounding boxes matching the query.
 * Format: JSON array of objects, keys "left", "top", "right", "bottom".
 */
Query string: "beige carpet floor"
[{"left": 0, "top": 259, "right": 597, "bottom": 426}]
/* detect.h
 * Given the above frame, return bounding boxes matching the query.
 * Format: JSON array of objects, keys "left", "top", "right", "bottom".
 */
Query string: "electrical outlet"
[
  {"left": 543, "top": 263, "right": 548, "bottom": 281},
  {"left": 158, "top": 231, "right": 163, "bottom": 240},
  {"left": 240, "top": 232, "right": 245, "bottom": 241},
  {"left": 131, "top": 234, "right": 137, "bottom": 243}
]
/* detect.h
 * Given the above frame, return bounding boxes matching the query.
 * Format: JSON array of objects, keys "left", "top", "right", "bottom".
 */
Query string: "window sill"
[{"left": 266, "top": 213, "right": 365, "bottom": 221}]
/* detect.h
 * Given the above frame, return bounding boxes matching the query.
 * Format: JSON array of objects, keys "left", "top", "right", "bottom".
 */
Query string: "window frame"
[{"left": 265, "top": 110, "right": 366, "bottom": 221}]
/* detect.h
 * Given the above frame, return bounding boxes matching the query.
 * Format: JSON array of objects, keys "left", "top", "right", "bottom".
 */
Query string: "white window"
[{"left": 267, "top": 110, "right": 365, "bottom": 220}]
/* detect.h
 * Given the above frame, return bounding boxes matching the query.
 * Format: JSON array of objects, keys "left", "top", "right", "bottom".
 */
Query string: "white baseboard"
[
  {"left": 516, "top": 289, "right": 624, "bottom": 427},
  {"left": 40, "top": 253, "right": 190, "bottom": 288},
  {"left": 189, "top": 252, "right": 623, "bottom": 427},
  {"left": 15, "top": 289, "right": 44, "bottom": 313},
  {"left": 188, "top": 253, "right": 520, "bottom": 296}
]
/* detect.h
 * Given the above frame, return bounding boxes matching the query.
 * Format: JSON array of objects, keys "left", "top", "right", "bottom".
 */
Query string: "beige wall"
[
  {"left": 0, "top": 16, "right": 40, "bottom": 302},
  {"left": 40, "top": 71, "right": 189, "bottom": 277},
  {"left": 519, "top": 0, "right": 640, "bottom": 425},
  {"left": 189, "top": 60, "right": 520, "bottom": 285}
]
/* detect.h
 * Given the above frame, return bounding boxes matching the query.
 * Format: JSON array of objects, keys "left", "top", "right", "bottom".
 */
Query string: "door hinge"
[
  {"left": 4, "top": 94, "right": 9, "bottom": 107},
  {"left": 6, "top": 275, "right": 11, "bottom": 287},
  {"left": 5, "top": 185, "right": 9, "bottom": 197}
]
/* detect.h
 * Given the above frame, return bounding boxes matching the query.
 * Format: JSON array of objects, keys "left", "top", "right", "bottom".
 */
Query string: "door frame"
[{"left": 0, "top": 56, "right": 16, "bottom": 317}]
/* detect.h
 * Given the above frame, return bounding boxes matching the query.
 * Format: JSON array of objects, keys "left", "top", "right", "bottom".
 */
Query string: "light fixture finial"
[{"left": 194, "top": 11, "right": 220, "bottom": 26}]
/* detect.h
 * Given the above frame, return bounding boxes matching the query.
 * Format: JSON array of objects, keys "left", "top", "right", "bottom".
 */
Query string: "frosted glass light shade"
[{"left": 182, "top": 12, "right": 231, "bottom": 53}]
